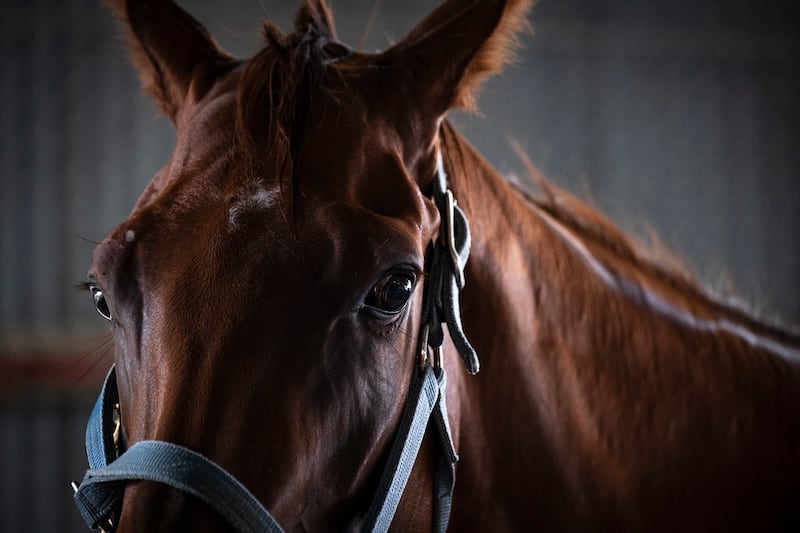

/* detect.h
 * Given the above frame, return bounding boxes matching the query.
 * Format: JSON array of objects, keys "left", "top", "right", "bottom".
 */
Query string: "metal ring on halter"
[
  {"left": 418, "top": 323, "right": 431, "bottom": 370},
  {"left": 432, "top": 345, "right": 443, "bottom": 370},
  {"left": 418, "top": 324, "right": 444, "bottom": 371},
  {"left": 112, "top": 404, "right": 122, "bottom": 454}
]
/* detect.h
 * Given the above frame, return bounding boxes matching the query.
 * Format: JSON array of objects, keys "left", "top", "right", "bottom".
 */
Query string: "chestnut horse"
[{"left": 74, "top": 0, "right": 800, "bottom": 531}]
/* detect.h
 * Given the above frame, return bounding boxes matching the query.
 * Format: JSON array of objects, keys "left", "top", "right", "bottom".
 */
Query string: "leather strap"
[
  {"left": 427, "top": 154, "right": 480, "bottom": 374},
  {"left": 361, "top": 367, "right": 454, "bottom": 532},
  {"left": 75, "top": 439, "right": 283, "bottom": 533},
  {"left": 86, "top": 367, "right": 119, "bottom": 470}
]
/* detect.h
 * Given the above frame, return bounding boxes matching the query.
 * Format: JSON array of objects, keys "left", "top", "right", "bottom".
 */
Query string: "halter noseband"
[{"left": 73, "top": 154, "right": 478, "bottom": 532}]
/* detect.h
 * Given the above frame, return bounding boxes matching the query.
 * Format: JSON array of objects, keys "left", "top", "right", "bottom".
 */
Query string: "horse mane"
[
  {"left": 439, "top": 121, "right": 800, "bottom": 344},
  {"left": 528, "top": 179, "right": 800, "bottom": 342},
  {"left": 511, "top": 145, "right": 696, "bottom": 285},
  {"left": 235, "top": 22, "right": 323, "bottom": 178}
]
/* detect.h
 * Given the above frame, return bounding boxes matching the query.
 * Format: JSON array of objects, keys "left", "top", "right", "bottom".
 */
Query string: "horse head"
[{"left": 84, "top": 0, "right": 531, "bottom": 530}]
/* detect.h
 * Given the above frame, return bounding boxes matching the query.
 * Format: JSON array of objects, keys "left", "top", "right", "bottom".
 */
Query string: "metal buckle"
[
  {"left": 418, "top": 323, "right": 430, "bottom": 371},
  {"left": 99, "top": 516, "right": 115, "bottom": 533},
  {"left": 418, "top": 323, "right": 444, "bottom": 371},
  {"left": 443, "top": 190, "right": 465, "bottom": 289},
  {"left": 112, "top": 403, "right": 122, "bottom": 456},
  {"left": 432, "top": 345, "right": 443, "bottom": 370}
]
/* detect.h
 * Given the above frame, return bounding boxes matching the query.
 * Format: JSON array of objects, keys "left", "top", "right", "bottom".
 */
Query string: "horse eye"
[
  {"left": 90, "top": 286, "right": 112, "bottom": 322},
  {"left": 364, "top": 271, "right": 416, "bottom": 315}
]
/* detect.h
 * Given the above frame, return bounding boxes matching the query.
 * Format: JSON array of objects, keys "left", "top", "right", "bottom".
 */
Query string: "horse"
[{"left": 73, "top": 0, "right": 800, "bottom": 531}]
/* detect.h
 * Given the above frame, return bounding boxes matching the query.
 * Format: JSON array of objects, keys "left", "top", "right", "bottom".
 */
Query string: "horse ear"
[
  {"left": 294, "top": 0, "right": 337, "bottom": 38},
  {"left": 380, "top": 0, "right": 533, "bottom": 113},
  {"left": 107, "top": 0, "right": 233, "bottom": 121}
]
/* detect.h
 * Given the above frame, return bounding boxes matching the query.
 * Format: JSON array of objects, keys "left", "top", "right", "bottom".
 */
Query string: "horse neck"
[{"left": 440, "top": 122, "right": 800, "bottom": 528}]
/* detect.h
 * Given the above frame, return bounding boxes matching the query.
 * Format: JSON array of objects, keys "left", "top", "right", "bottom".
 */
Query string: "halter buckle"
[
  {"left": 418, "top": 324, "right": 430, "bottom": 371},
  {"left": 112, "top": 403, "right": 122, "bottom": 456},
  {"left": 432, "top": 345, "right": 443, "bottom": 370},
  {"left": 418, "top": 323, "right": 445, "bottom": 372},
  {"left": 442, "top": 190, "right": 465, "bottom": 290}
]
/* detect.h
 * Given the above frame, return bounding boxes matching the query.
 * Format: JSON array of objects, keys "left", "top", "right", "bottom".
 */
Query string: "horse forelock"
[
  {"left": 231, "top": 18, "right": 365, "bottom": 230},
  {"left": 235, "top": 20, "right": 351, "bottom": 155}
]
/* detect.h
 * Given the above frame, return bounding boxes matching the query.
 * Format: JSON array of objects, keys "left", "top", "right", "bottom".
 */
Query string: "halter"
[{"left": 72, "top": 154, "right": 478, "bottom": 532}]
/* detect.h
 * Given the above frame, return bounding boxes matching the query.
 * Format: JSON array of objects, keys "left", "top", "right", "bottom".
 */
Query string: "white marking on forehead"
[
  {"left": 228, "top": 182, "right": 280, "bottom": 229},
  {"left": 125, "top": 230, "right": 136, "bottom": 242},
  {"left": 536, "top": 208, "right": 800, "bottom": 363}
]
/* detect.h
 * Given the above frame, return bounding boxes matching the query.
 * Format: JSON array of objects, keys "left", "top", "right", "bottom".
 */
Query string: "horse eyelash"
[{"left": 75, "top": 281, "right": 93, "bottom": 292}]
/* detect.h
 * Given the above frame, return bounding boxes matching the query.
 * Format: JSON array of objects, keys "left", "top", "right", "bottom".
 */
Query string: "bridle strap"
[
  {"left": 425, "top": 153, "right": 479, "bottom": 375},
  {"left": 74, "top": 367, "right": 121, "bottom": 530},
  {"left": 86, "top": 367, "right": 119, "bottom": 470},
  {"left": 74, "top": 367, "right": 284, "bottom": 532},
  {"left": 361, "top": 366, "right": 455, "bottom": 532},
  {"left": 74, "top": 366, "right": 455, "bottom": 533},
  {"left": 75, "top": 439, "right": 283, "bottom": 533}
]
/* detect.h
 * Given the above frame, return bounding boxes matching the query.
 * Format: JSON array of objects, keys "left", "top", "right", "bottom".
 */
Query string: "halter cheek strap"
[
  {"left": 423, "top": 153, "right": 480, "bottom": 375},
  {"left": 72, "top": 156, "right": 478, "bottom": 533}
]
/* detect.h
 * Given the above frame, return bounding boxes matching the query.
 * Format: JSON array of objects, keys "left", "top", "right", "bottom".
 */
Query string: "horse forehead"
[
  {"left": 299, "top": 111, "right": 428, "bottom": 209},
  {"left": 105, "top": 73, "right": 433, "bottom": 277}
]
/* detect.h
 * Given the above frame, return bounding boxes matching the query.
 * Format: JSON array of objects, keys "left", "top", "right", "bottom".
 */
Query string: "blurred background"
[{"left": 1, "top": 0, "right": 798, "bottom": 529}]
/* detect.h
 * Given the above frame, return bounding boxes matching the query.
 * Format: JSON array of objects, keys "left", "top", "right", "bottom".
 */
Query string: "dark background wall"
[{"left": 1, "top": 0, "right": 798, "bottom": 530}]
